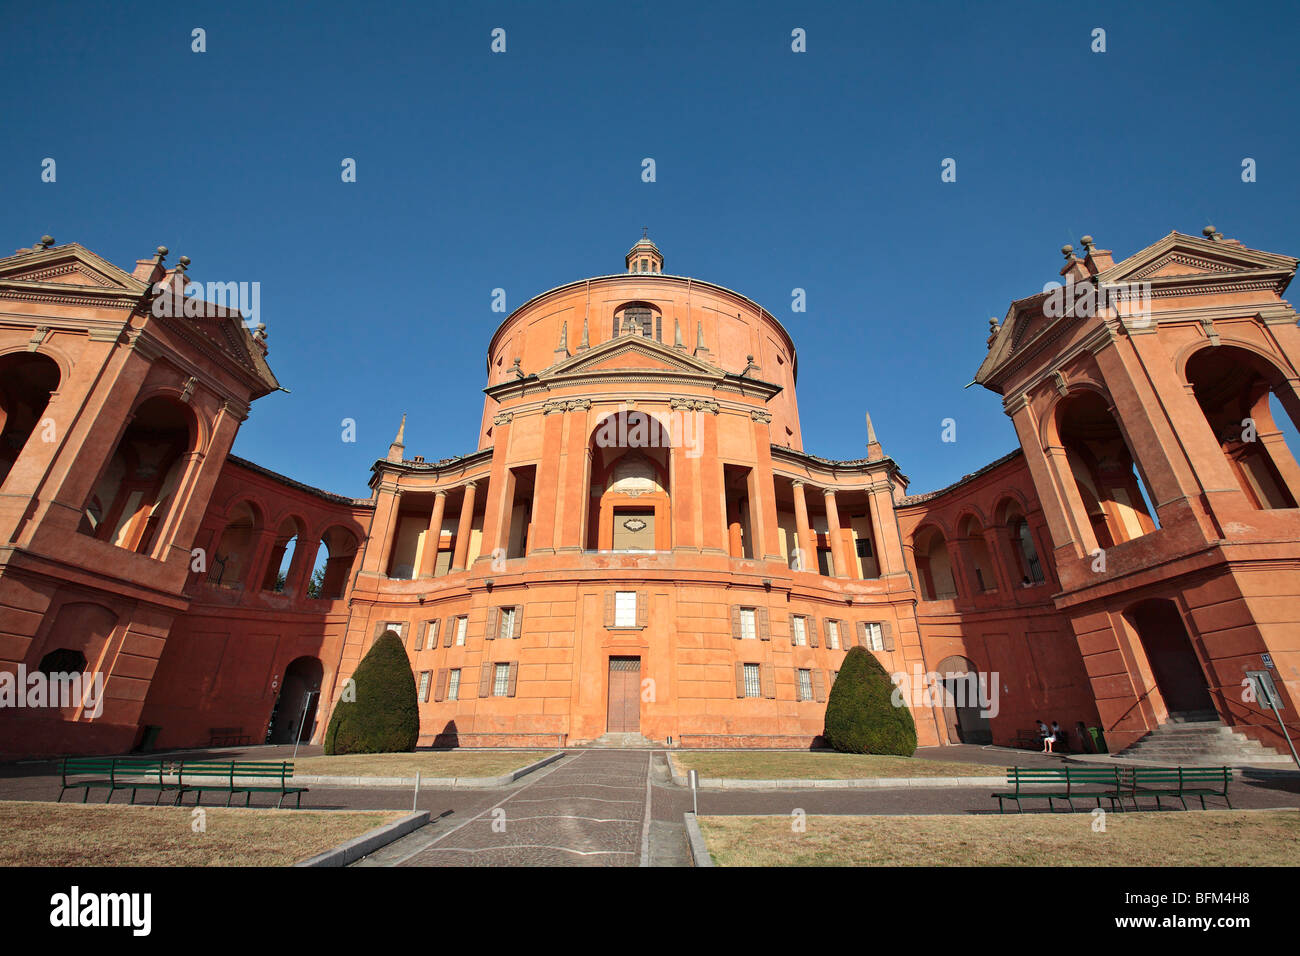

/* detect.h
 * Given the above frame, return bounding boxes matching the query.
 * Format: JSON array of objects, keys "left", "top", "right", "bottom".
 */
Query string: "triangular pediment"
[
  {"left": 540, "top": 334, "right": 724, "bottom": 381},
  {"left": 0, "top": 243, "right": 145, "bottom": 293},
  {"left": 1099, "top": 231, "right": 1297, "bottom": 288}
]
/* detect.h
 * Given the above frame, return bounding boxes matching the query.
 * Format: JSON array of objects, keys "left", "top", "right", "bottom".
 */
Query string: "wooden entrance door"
[{"left": 607, "top": 657, "right": 641, "bottom": 733}]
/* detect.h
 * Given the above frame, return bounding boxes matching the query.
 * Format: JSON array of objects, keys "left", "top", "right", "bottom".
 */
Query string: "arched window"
[
  {"left": 912, "top": 525, "right": 958, "bottom": 601},
  {"left": 0, "top": 352, "right": 60, "bottom": 490},
  {"left": 79, "top": 396, "right": 194, "bottom": 555},
  {"left": 261, "top": 517, "right": 304, "bottom": 592},
  {"left": 957, "top": 515, "right": 997, "bottom": 593},
  {"left": 208, "top": 502, "right": 260, "bottom": 588},
  {"left": 612, "top": 304, "right": 663, "bottom": 342},
  {"left": 1186, "top": 346, "right": 1300, "bottom": 510},
  {"left": 310, "top": 526, "right": 359, "bottom": 600},
  {"left": 1056, "top": 391, "right": 1159, "bottom": 548}
]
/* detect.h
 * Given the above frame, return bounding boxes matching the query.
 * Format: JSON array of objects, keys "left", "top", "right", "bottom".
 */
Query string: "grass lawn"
[
  {"left": 672, "top": 751, "right": 996, "bottom": 780},
  {"left": 291, "top": 750, "right": 553, "bottom": 778},
  {"left": 0, "top": 801, "right": 407, "bottom": 866},
  {"left": 698, "top": 810, "right": 1300, "bottom": 866}
]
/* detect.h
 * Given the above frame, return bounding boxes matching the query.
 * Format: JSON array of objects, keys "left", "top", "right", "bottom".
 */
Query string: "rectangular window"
[
  {"left": 418, "top": 671, "right": 431, "bottom": 702},
  {"left": 743, "top": 663, "right": 761, "bottom": 698},
  {"left": 456, "top": 616, "right": 468, "bottom": 645},
  {"left": 864, "top": 622, "right": 883, "bottom": 651},
  {"left": 740, "top": 608, "right": 757, "bottom": 640},
  {"left": 827, "top": 619, "right": 840, "bottom": 650},
  {"left": 615, "top": 591, "right": 637, "bottom": 627},
  {"left": 792, "top": 615, "right": 807, "bottom": 646},
  {"left": 856, "top": 538, "right": 873, "bottom": 557},
  {"left": 493, "top": 662, "right": 510, "bottom": 697},
  {"left": 425, "top": 620, "right": 439, "bottom": 650},
  {"left": 388, "top": 621, "right": 405, "bottom": 638},
  {"left": 448, "top": 669, "right": 461, "bottom": 701},
  {"left": 797, "top": 669, "right": 812, "bottom": 702},
  {"left": 499, "top": 606, "right": 517, "bottom": 641}
]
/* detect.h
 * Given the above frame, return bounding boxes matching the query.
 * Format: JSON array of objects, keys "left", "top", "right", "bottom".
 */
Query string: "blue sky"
[{"left": 5, "top": 1, "right": 1298, "bottom": 498}]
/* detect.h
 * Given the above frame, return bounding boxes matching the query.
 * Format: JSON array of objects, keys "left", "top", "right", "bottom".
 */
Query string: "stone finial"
[
  {"left": 578, "top": 314, "right": 589, "bottom": 351},
  {"left": 1061, "top": 244, "right": 1074, "bottom": 260},
  {"left": 157, "top": 246, "right": 169, "bottom": 257},
  {"left": 865, "top": 411, "right": 884, "bottom": 461},
  {"left": 1202, "top": 224, "right": 1223, "bottom": 241},
  {"left": 38, "top": 235, "right": 55, "bottom": 249},
  {"left": 1080, "top": 235, "right": 1095, "bottom": 254},
  {"left": 177, "top": 255, "right": 191, "bottom": 273},
  {"left": 387, "top": 413, "right": 407, "bottom": 462}
]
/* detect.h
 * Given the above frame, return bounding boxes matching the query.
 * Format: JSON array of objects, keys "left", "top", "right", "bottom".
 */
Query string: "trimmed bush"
[
  {"left": 324, "top": 631, "right": 419, "bottom": 755},
  {"left": 823, "top": 645, "right": 916, "bottom": 756}
]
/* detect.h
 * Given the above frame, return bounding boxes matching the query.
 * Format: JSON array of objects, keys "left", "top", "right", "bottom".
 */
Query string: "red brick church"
[{"left": 1, "top": 228, "right": 1296, "bottom": 759}]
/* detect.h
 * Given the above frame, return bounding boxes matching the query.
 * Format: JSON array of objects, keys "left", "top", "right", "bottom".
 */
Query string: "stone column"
[
  {"left": 823, "top": 488, "right": 850, "bottom": 578},
  {"left": 451, "top": 481, "right": 477, "bottom": 571},
  {"left": 726, "top": 495, "right": 744, "bottom": 557},
  {"left": 418, "top": 490, "right": 447, "bottom": 578},
  {"left": 375, "top": 489, "right": 403, "bottom": 577},
  {"left": 699, "top": 411, "right": 726, "bottom": 553},
  {"left": 751, "top": 412, "right": 783, "bottom": 561},
  {"left": 791, "top": 480, "right": 814, "bottom": 572}
]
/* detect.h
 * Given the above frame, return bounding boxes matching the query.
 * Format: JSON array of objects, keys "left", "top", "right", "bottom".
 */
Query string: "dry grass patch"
[
  {"left": 0, "top": 801, "right": 406, "bottom": 867},
  {"left": 699, "top": 810, "right": 1300, "bottom": 867},
  {"left": 292, "top": 751, "right": 553, "bottom": 778},
  {"left": 672, "top": 751, "right": 995, "bottom": 780}
]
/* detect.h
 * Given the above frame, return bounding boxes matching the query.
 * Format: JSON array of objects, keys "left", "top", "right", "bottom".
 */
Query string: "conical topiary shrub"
[
  {"left": 823, "top": 645, "right": 917, "bottom": 756},
  {"left": 323, "top": 630, "right": 419, "bottom": 755}
]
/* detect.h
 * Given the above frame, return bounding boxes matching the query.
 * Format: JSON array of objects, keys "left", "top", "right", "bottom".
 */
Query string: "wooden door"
[{"left": 607, "top": 657, "right": 641, "bottom": 733}]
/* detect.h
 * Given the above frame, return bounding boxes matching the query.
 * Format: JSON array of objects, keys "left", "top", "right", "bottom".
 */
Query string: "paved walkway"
[
  {"left": 5, "top": 747, "right": 1298, "bottom": 867},
  {"left": 374, "top": 750, "right": 656, "bottom": 867}
]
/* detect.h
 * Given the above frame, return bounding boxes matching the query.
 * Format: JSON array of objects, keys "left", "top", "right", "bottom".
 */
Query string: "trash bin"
[{"left": 1087, "top": 726, "right": 1107, "bottom": 754}]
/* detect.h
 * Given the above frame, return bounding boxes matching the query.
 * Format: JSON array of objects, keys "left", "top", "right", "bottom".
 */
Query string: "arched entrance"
[
  {"left": 267, "top": 656, "right": 324, "bottom": 745},
  {"left": 1125, "top": 599, "right": 1213, "bottom": 715},
  {"left": 935, "top": 655, "right": 992, "bottom": 744}
]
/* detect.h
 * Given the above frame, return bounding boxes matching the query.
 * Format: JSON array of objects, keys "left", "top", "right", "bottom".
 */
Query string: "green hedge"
[
  {"left": 324, "top": 631, "right": 419, "bottom": 755},
  {"left": 823, "top": 645, "right": 916, "bottom": 756}
]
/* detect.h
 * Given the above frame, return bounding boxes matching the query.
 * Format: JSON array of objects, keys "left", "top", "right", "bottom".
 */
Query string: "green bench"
[
  {"left": 1120, "top": 766, "right": 1232, "bottom": 811},
  {"left": 59, "top": 757, "right": 180, "bottom": 805},
  {"left": 992, "top": 766, "right": 1125, "bottom": 813},
  {"left": 177, "top": 760, "right": 307, "bottom": 809},
  {"left": 59, "top": 757, "right": 308, "bottom": 808}
]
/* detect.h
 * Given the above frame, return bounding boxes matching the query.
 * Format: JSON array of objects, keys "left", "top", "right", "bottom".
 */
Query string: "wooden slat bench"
[
  {"left": 177, "top": 760, "right": 307, "bottom": 808},
  {"left": 992, "top": 766, "right": 1125, "bottom": 813},
  {"left": 1121, "top": 766, "right": 1232, "bottom": 811},
  {"left": 59, "top": 757, "right": 181, "bottom": 805},
  {"left": 1014, "top": 728, "right": 1044, "bottom": 750}
]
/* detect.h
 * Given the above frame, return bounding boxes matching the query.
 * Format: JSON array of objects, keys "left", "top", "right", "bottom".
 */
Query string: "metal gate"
[{"left": 607, "top": 657, "right": 641, "bottom": 733}]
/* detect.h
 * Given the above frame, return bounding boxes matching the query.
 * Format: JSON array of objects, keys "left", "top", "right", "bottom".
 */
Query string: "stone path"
[{"left": 377, "top": 750, "right": 656, "bottom": 867}]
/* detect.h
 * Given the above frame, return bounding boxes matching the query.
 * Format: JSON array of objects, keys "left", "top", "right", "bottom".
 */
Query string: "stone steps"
[
  {"left": 1117, "top": 717, "right": 1293, "bottom": 765},
  {"left": 584, "top": 732, "right": 657, "bottom": 749}
]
